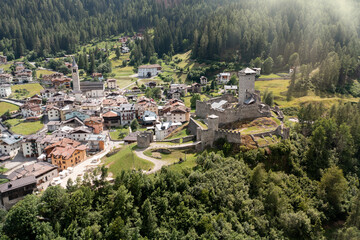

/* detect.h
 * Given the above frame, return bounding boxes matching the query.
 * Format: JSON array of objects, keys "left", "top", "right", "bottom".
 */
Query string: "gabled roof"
[
  {"left": 7, "top": 162, "right": 57, "bottom": 181},
  {"left": 0, "top": 176, "right": 36, "bottom": 194},
  {"left": 239, "top": 67, "right": 256, "bottom": 75},
  {"left": 102, "top": 111, "right": 119, "bottom": 118}
]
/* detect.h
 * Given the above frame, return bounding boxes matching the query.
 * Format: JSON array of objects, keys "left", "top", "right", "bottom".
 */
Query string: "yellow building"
[{"left": 45, "top": 138, "right": 87, "bottom": 170}]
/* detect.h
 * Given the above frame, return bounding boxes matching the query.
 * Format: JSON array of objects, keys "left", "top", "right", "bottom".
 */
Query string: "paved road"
[
  {"left": 59, "top": 140, "right": 122, "bottom": 188},
  {"left": 0, "top": 98, "right": 24, "bottom": 107},
  {"left": 133, "top": 141, "right": 200, "bottom": 174}
]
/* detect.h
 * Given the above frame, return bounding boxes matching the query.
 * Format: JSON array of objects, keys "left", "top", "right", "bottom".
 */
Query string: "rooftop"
[
  {"left": 7, "top": 162, "right": 57, "bottom": 181},
  {"left": 0, "top": 176, "right": 36, "bottom": 194}
]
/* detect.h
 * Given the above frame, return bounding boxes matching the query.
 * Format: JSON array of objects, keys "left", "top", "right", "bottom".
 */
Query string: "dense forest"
[
  {"left": 2, "top": 102, "right": 360, "bottom": 238},
  {"left": 1, "top": 0, "right": 360, "bottom": 94}
]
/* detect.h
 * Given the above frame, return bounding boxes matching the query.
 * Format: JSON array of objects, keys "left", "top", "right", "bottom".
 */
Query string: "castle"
[
  {"left": 192, "top": 68, "right": 289, "bottom": 150},
  {"left": 196, "top": 68, "right": 271, "bottom": 125}
]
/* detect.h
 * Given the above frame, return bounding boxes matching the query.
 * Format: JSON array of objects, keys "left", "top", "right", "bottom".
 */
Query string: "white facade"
[
  {"left": 217, "top": 73, "right": 231, "bottom": 84},
  {"left": 0, "top": 74, "right": 13, "bottom": 84},
  {"left": 200, "top": 76, "right": 208, "bottom": 85},
  {"left": 21, "top": 107, "right": 41, "bottom": 118},
  {"left": 22, "top": 142, "right": 42, "bottom": 158},
  {"left": 0, "top": 85, "right": 12, "bottom": 97},
  {"left": 155, "top": 122, "right": 182, "bottom": 140},
  {"left": 107, "top": 79, "right": 117, "bottom": 89},
  {"left": 15, "top": 74, "right": 33, "bottom": 83},
  {"left": 0, "top": 135, "right": 23, "bottom": 158},
  {"left": 84, "top": 89, "right": 105, "bottom": 98},
  {"left": 166, "top": 112, "right": 187, "bottom": 123},
  {"left": 47, "top": 108, "right": 60, "bottom": 121},
  {"left": 138, "top": 65, "right": 161, "bottom": 78}
]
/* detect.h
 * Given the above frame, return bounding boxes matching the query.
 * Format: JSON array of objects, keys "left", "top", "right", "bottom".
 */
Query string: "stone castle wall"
[
  {"left": 137, "top": 131, "right": 153, "bottom": 148},
  {"left": 196, "top": 100, "right": 271, "bottom": 125},
  {"left": 215, "top": 129, "right": 241, "bottom": 144},
  {"left": 188, "top": 117, "right": 203, "bottom": 136}
]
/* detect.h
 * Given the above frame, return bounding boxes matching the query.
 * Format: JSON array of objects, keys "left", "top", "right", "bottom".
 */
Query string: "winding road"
[
  {"left": 0, "top": 98, "right": 24, "bottom": 107},
  {"left": 134, "top": 141, "right": 201, "bottom": 174}
]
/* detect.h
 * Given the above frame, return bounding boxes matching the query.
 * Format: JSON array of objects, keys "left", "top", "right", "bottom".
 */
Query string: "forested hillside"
[
  {"left": 1, "top": 103, "right": 360, "bottom": 238},
  {"left": 1, "top": 0, "right": 360, "bottom": 94}
]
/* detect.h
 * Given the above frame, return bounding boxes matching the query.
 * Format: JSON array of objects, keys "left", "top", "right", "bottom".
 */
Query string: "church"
[{"left": 72, "top": 58, "right": 105, "bottom": 99}]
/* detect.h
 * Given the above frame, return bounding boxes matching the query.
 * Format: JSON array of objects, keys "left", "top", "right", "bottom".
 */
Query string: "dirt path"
[{"left": 133, "top": 141, "right": 200, "bottom": 174}]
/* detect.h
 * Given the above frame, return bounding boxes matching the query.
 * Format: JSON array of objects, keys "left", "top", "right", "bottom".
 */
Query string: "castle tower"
[
  {"left": 238, "top": 68, "right": 256, "bottom": 104},
  {"left": 72, "top": 57, "right": 81, "bottom": 93},
  {"left": 207, "top": 114, "right": 219, "bottom": 131}
]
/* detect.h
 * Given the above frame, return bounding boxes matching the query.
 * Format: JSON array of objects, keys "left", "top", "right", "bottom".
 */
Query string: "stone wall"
[
  {"left": 196, "top": 100, "right": 271, "bottom": 125},
  {"left": 215, "top": 129, "right": 241, "bottom": 144},
  {"left": 188, "top": 117, "right": 203, "bottom": 136},
  {"left": 251, "top": 125, "right": 290, "bottom": 140},
  {"left": 137, "top": 131, "right": 153, "bottom": 148}
]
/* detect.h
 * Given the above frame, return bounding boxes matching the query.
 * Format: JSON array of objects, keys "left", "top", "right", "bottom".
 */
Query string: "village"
[{"left": 0, "top": 38, "right": 290, "bottom": 210}]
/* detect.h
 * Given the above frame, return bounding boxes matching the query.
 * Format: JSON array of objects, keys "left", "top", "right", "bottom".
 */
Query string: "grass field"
[
  {"left": 0, "top": 102, "right": 19, "bottom": 115},
  {"left": 36, "top": 69, "right": 56, "bottom": 78},
  {"left": 258, "top": 73, "right": 283, "bottom": 79},
  {"left": 11, "top": 83, "right": 44, "bottom": 99},
  {"left": 165, "top": 151, "right": 197, "bottom": 172},
  {"left": 144, "top": 149, "right": 196, "bottom": 167},
  {"left": 1, "top": 63, "right": 12, "bottom": 71},
  {"left": 109, "top": 127, "right": 129, "bottom": 140},
  {"left": 166, "top": 128, "right": 190, "bottom": 140},
  {"left": 5, "top": 119, "right": 43, "bottom": 135},
  {"left": 102, "top": 144, "right": 154, "bottom": 176},
  {"left": 254, "top": 79, "right": 359, "bottom": 108}
]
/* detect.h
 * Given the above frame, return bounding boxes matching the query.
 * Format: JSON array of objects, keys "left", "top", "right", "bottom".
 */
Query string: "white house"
[
  {"left": 46, "top": 105, "right": 61, "bottom": 121},
  {"left": 217, "top": 72, "right": 231, "bottom": 84},
  {"left": 0, "top": 74, "right": 13, "bottom": 84},
  {"left": 14, "top": 71, "right": 33, "bottom": 83},
  {"left": 121, "top": 46, "right": 130, "bottom": 53},
  {"left": 40, "top": 89, "right": 56, "bottom": 99},
  {"left": 155, "top": 122, "right": 182, "bottom": 140},
  {"left": 200, "top": 76, "right": 208, "bottom": 85},
  {"left": 165, "top": 105, "right": 190, "bottom": 123},
  {"left": 0, "top": 84, "right": 12, "bottom": 97},
  {"left": 107, "top": 79, "right": 117, "bottom": 89},
  {"left": 0, "top": 134, "right": 23, "bottom": 158},
  {"left": 138, "top": 64, "right": 162, "bottom": 78},
  {"left": 224, "top": 85, "right": 238, "bottom": 92},
  {"left": 21, "top": 103, "right": 42, "bottom": 119}
]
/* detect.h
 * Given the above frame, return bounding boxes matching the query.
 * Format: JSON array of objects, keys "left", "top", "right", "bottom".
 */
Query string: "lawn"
[
  {"left": 144, "top": 149, "right": 196, "bottom": 166},
  {"left": 5, "top": 119, "right": 44, "bottom": 135},
  {"left": 258, "top": 73, "right": 283, "bottom": 79},
  {"left": 165, "top": 151, "right": 197, "bottom": 173},
  {"left": 117, "top": 77, "right": 135, "bottom": 89},
  {"left": 1, "top": 63, "right": 12, "bottom": 71},
  {"left": 109, "top": 127, "right": 129, "bottom": 140},
  {"left": 166, "top": 128, "right": 191, "bottom": 140},
  {"left": 37, "top": 69, "right": 56, "bottom": 78},
  {"left": 11, "top": 83, "right": 44, "bottom": 99},
  {"left": 102, "top": 144, "right": 154, "bottom": 176},
  {"left": 193, "top": 118, "right": 208, "bottom": 129},
  {"left": 0, "top": 167, "right": 8, "bottom": 174},
  {"left": 255, "top": 79, "right": 360, "bottom": 108},
  {"left": 0, "top": 102, "right": 19, "bottom": 115}
]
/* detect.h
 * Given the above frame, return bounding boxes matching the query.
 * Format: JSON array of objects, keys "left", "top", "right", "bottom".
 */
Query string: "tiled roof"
[
  {"left": 7, "top": 162, "right": 57, "bottom": 181},
  {"left": 0, "top": 175, "right": 36, "bottom": 194}
]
